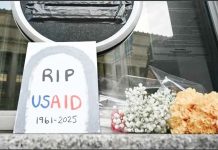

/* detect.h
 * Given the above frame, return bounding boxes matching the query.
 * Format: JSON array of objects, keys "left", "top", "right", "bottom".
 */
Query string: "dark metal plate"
[{"left": 20, "top": 1, "right": 133, "bottom": 42}]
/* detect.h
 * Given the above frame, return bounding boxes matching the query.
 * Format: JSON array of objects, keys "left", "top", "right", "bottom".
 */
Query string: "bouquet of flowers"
[
  {"left": 111, "top": 66, "right": 218, "bottom": 134},
  {"left": 111, "top": 83, "right": 176, "bottom": 133}
]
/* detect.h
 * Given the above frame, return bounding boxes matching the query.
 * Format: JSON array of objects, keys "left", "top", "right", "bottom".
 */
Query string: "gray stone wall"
[{"left": 0, "top": 134, "right": 217, "bottom": 149}]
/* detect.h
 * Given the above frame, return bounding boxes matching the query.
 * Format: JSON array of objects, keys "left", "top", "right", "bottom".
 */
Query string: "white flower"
[
  {"left": 154, "top": 125, "right": 161, "bottom": 133},
  {"left": 120, "top": 123, "right": 125, "bottom": 128},
  {"left": 128, "top": 114, "right": 135, "bottom": 121},
  {"left": 118, "top": 110, "right": 123, "bottom": 114},
  {"left": 143, "top": 113, "right": 148, "bottom": 118},
  {"left": 125, "top": 122, "right": 130, "bottom": 128},
  {"left": 123, "top": 83, "right": 176, "bottom": 133},
  {"left": 160, "top": 120, "right": 166, "bottom": 126},
  {"left": 134, "top": 117, "right": 140, "bottom": 122},
  {"left": 115, "top": 125, "right": 119, "bottom": 129},
  {"left": 129, "top": 121, "right": 135, "bottom": 128},
  {"left": 127, "top": 128, "right": 133, "bottom": 132},
  {"left": 115, "top": 119, "right": 121, "bottom": 124},
  {"left": 124, "top": 127, "right": 128, "bottom": 132},
  {"left": 114, "top": 113, "right": 120, "bottom": 119},
  {"left": 139, "top": 83, "right": 143, "bottom": 87},
  {"left": 135, "top": 121, "right": 141, "bottom": 127},
  {"left": 135, "top": 128, "right": 143, "bottom": 133}
]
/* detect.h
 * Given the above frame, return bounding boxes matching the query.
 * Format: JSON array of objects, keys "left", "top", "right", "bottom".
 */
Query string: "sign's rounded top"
[{"left": 11, "top": 1, "right": 142, "bottom": 53}]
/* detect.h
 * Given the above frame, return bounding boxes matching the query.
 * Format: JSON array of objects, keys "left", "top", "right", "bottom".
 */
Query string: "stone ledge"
[{"left": 0, "top": 134, "right": 217, "bottom": 149}]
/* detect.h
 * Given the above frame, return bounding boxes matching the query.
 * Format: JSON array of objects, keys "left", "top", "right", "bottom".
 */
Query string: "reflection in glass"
[
  {"left": 0, "top": 3, "right": 28, "bottom": 110},
  {"left": 0, "top": 1, "right": 11, "bottom": 10},
  {"left": 98, "top": 1, "right": 217, "bottom": 132},
  {"left": 98, "top": 1, "right": 214, "bottom": 103},
  {"left": 0, "top": 1, "right": 217, "bottom": 119},
  {"left": 0, "top": 1, "right": 217, "bottom": 133}
]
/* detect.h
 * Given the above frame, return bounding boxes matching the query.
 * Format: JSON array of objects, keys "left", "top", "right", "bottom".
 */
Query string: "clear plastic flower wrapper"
[
  {"left": 108, "top": 66, "right": 218, "bottom": 134},
  {"left": 149, "top": 66, "right": 206, "bottom": 93},
  {"left": 149, "top": 66, "right": 217, "bottom": 134}
]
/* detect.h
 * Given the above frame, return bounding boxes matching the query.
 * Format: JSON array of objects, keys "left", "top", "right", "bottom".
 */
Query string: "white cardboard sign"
[{"left": 14, "top": 42, "right": 100, "bottom": 133}]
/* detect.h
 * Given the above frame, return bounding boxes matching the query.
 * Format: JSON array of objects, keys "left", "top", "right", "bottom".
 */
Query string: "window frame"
[
  {"left": 208, "top": 1, "right": 218, "bottom": 40},
  {"left": 194, "top": 0, "right": 218, "bottom": 91},
  {"left": 0, "top": 111, "right": 16, "bottom": 130}
]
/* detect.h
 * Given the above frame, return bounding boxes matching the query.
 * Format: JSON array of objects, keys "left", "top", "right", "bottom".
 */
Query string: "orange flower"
[{"left": 169, "top": 88, "right": 218, "bottom": 134}]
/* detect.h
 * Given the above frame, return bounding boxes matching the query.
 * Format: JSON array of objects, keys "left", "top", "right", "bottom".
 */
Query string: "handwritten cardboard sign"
[{"left": 14, "top": 42, "right": 100, "bottom": 133}]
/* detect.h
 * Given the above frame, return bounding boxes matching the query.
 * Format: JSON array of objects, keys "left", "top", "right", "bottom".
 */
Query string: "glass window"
[
  {"left": 0, "top": 1, "right": 218, "bottom": 131},
  {"left": 98, "top": 1, "right": 218, "bottom": 100},
  {"left": 0, "top": 2, "right": 28, "bottom": 110}
]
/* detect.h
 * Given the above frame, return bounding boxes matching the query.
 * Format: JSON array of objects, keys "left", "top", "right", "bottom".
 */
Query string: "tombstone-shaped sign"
[
  {"left": 14, "top": 42, "right": 100, "bottom": 133},
  {"left": 11, "top": 1, "right": 142, "bottom": 53}
]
